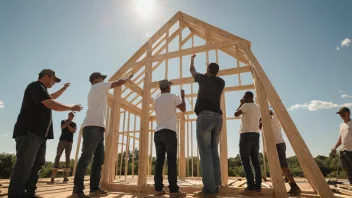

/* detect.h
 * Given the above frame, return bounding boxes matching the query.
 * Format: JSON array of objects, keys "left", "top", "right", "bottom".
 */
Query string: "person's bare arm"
[
  {"left": 176, "top": 90, "right": 186, "bottom": 112},
  {"left": 51, "top": 83, "right": 70, "bottom": 100},
  {"left": 189, "top": 54, "right": 197, "bottom": 78},
  {"left": 61, "top": 121, "right": 69, "bottom": 130},
  {"left": 41, "top": 99, "right": 82, "bottom": 112},
  {"left": 67, "top": 124, "right": 77, "bottom": 133},
  {"left": 259, "top": 118, "right": 263, "bottom": 130},
  {"left": 331, "top": 135, "right": 342, "bottom": 155},
  {"left": 234, "top": 99, "right": 245, "bottom": 117},
  {"left": 110, "top": 74, "right": 133, "bottom": 89}
]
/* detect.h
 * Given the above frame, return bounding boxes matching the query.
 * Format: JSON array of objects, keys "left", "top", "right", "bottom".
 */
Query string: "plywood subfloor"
[{"left": 0, "top": 176, "right": 350, "bottom": 197}]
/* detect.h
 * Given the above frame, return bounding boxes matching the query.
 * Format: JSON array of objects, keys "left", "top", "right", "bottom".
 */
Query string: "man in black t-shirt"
[
  {"left": 189, "top": 54, "right": 225, "bottom": 197},
  {"left": 8, "top": 69, "right": 82, "bottom": 198},
  {"left": 51, "top": 112, "right": 77, "bottom": 182}
]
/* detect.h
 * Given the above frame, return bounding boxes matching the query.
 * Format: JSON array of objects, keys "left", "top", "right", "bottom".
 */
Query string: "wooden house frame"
[{"left": 73, "top": 12, "right": 334, "bottom": 197}]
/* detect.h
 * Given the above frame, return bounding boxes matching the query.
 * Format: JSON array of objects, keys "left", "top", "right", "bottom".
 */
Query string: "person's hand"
[
  {"left": 330, "top": 148, "right": 337, "bottom": 157},
  {"left": 240, "top": 99, "right": 245, "bottom": 105},
  {"left": 71, "top": 104, "right": 83, "bottom": 112},
  {"left": 181, "top": 90, "right": 185, "bottom": 98},
  {"left": 127, "top": 73, "right": 133, "bottom": 80},
  {"left": 67, "top": 120, "right": 72, "bottom": 124},
  {"left": 63, "top": 83, "right": 70, "bottom": 89},
  {"left": 191, "top": 54, "right": 196, "bottom": 59}
]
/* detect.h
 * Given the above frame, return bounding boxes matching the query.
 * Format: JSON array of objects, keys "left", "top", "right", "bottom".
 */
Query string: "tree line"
[{"left": 0, "top": 150, "right": 346, "bottom": 179}]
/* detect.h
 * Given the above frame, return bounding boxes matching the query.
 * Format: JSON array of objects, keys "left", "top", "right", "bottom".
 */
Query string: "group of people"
[
  {"left": 7, "top": 55, "right": 352, "bottom": 198},
  {"left": 152, "top": 55, "right": 301, "bottom": 197},
  {"left": 8, "top": 69, "right": 132, "bottom": 198}
]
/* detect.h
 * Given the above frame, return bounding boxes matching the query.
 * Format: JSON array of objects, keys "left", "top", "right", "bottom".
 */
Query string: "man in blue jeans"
[
  {"left": 189, "top": 54, "right": 225, "bottom": 197},
  {"left": 72, "top": 72, "right": 132, "bottom": 198},
  {"left": 9, "top": 69, "right": 82, "bottom": 198},
  {"left": 234, "top": 91, "right": 261, "bottom": 195}
]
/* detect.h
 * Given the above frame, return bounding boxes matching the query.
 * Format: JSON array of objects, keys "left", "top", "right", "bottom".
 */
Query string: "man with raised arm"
[
  {"left": 153, "top": 79, "right": 186, "bottom": 197},
  {"left": 9, "top": 69, "right": 82, "bottom": 198},
  {"left": 51, "top": 112, "right": 77, "bottom": 183},
  {"left": 234, "top": 91, "right": 261, "bottom": 195},
  {"left": 331, "top": 107, "right": 352, "bottom": 185},
  {"left": 259, "top": 110, "right": 301, "bottom": 196},
  {"left": 189, "top": 54, "right": 225, "bottom": 197},
  {"left": 73, "top": 72, "right": 133, "bottom": 198}
]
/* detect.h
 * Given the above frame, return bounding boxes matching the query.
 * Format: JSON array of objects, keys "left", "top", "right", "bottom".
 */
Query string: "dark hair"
[
  {"left": 160, "top": 87, "right": 169, "bottom": 93},
  {"left": 208, "top": 63, "right": 219, "bottom": 75},
  {"left": 245, "top": 91, "right": 254, "bottom": 98}
]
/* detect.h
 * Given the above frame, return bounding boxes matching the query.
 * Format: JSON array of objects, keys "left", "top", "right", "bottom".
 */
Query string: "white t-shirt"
[
  {"left": 340, "top": 120, "right": 352, "bottom": 151},
  {"left": 270, "top": 114, "right": 285, "bottom": 144},
  {"left": 239, "top": 103, "right": 261, "bottom": 133},
  {"left": 82, "top": 82, "right": 111, "bottom": 129},
  {"left": 154, "top": 93, "right": 182, "bottom": 132}
]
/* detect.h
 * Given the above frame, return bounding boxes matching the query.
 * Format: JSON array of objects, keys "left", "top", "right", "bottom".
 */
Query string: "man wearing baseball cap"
[
  {"left": 331, "top": 107, "right": 352, "bottom": 184},
  {"left": 153, "top": 79, "right": 186, "bottom": 197},
  {"left": 73, "top": 72, "right": 132, "bottom": 198},
  {"left": 9, "top": 69, "right": 82, "bottom": 198}
]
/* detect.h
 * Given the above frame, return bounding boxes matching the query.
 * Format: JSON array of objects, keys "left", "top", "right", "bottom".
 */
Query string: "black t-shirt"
[
  {"left": 193, "top": 73, "right": 225, "bottom": 116},
  {"left": 13, "top": 81, "right": 54, "bottom": 139},
  {"left": 59, "top": 120, "right": 76, "bottom": 142}
]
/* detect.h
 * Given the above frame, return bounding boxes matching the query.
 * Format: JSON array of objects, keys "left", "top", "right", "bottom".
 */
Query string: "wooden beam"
[
  {"left": 137, "top": 39, "right": 153, "bottom": 186},
  {"left": 253, "top": 70, "right": 288, "bottom": 198},
  {"left": 109, "top": 12, "right": 180, "bottom": 81},
  {"left": 102, "top": 87, "right": 122, "bottom": 184},
  {"left": 180, "top": 12, "right": 251, "bottom": 48},
  {"left": 72, "top": 126, "right": 83, "bottom": 176},
  {"left": 149, "top": 66, "right": 251, "bottom": 88},
  {"left": 219, "top": 93, "right": 228, "bottom": 185},
  {"left": 224, "top": 84, "right": 255, "bottom": 92},
  {"left": 242, "top": 45, "right": 334, "bottom": 197},
  {"left": 120, "top": 98, "right": 142, "bottom": 116},
  {"left": 179, "top": 114, "right": 186, "bottom": 181},
  {"left": 150, "top": 40, "right": 240, "bottom": 63},
  {"left": 181, "top": 32, "right": 194, "bottom": 46}
]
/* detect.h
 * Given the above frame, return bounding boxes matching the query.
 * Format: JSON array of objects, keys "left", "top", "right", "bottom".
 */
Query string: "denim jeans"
[
  {"left": 196, "top": 110, "right": 223, "bottom": 194},
  {"left": 154, "top": 129, "right": 179, "bottom": 192},
  {"left": 8, "top": 134, "right": 47, "bottom": 197},
  {"left": 239, "top": 132, "right": 262, "bottom": 190},
  {"left": 340, "top": 151, "right": 352, "bottom": 184},
  {"left": 73, "top": 126, "right": 105, "bottom": 193}
]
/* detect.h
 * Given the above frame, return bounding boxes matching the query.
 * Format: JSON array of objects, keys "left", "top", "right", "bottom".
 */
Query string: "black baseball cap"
[
  {"left": 39, "top": 69, "right": 61, "bottom": 83},
  {"left": 89, "top": 72, "right": 107, "bottom": 83},
  {"left": 159, "top": 79, "right": 173, "bottom": 89},
  {"left": 336, "top": 107, "right": 350, "bottom": 114}
]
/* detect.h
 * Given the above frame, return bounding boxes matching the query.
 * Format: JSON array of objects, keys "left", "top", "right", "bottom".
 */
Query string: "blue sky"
[{"left": 0, "top": 0, "right": 352, "bottom": 163}]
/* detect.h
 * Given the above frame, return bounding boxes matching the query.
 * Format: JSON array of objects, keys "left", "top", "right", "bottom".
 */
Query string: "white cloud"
[
  {"left": 3, "top": 134, "right": 8, "bottom": 137},
  {"left": 288, "top": 100, "right": 352, "bottom": 111},
  {"left": 342, "top": 94, "right": 352, "bottom": 98},
  {"left": 0, "top": 101, "right": 4, "bottom": 108},
  {"left": 340, "top": 90, "right": 344, "bottom": 93},
  {"left": 341, "top": 38, "right": 351, "bottom": 47},
  {"left": 337, "top": 47, "right": 340, "bottom": 50}
]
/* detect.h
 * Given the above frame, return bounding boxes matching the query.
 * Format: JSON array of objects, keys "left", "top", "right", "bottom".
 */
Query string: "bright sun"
[{"left": 135, "top": 0, "right": 155, "bottom": 18}]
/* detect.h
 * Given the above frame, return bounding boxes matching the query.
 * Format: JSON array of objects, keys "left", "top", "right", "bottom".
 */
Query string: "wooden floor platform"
[{"left": 0, "top": 176, "right": 351, "bottom": 197}]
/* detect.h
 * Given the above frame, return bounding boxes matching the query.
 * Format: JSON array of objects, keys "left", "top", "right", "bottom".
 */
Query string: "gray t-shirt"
[{"left": 193, "top": 73, "right": 225, "bottom": 115}]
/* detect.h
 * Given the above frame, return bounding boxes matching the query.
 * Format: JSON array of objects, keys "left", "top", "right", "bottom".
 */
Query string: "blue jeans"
[
  {"left": 239, "top": 132, "right": 262, "bottom": 190},
  {"left": 73, "top": 126, "right": 105, "bottom": 193},
  {"left": 196, "top": 111, "right": 223, "bottom": 194},
  {"left": 8, "top": 134, "right": 47, "bottom": 197}
]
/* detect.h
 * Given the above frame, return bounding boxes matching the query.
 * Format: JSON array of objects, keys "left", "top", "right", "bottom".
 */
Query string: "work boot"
[
  {"left": 288, "top": 183, "right": 301, "bottom": 196},
  {"left": 63, "top": 178, "right": 69, "bottom": 183},
  {"left": 239, "top": 187, "right": 257, "bottom": 196},
  {"left": 170, "top": 191, "right": 186, "bottom": 197},
  {"left": 154, "top": 190, "right": 166, "bottom": 196},
  {"left": 89, "top": 188, "right": 109, "bottom": 196},
  {"left": 72, "top": 191, "right": 89, "bottom": 198}
]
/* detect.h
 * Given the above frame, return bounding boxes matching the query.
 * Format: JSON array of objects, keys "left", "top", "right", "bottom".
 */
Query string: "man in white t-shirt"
[
  {"left": 73, "top": 72, "right": 132, "bottom": 198},
  {"left": 153, "top": 79, "right": 186, "bottom": 197},
  {"left": 259, "top": 110, "right": 301, "bottom": 196},
  {"left": 331, "top": 107, "right": 352, "bottom": 184},
  {"left": 234, "top": 91, "right": 261, "bottom": 195}
]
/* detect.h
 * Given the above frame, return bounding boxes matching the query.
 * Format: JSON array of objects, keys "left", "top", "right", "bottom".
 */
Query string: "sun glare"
[{"left": 135, "top": 0, "right": 155, "bottom": 18}]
